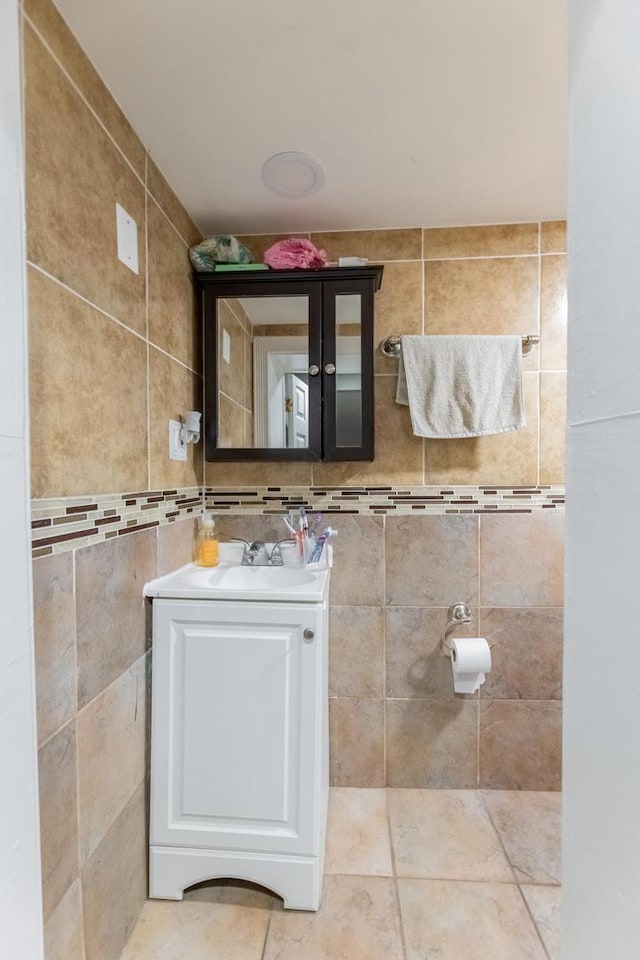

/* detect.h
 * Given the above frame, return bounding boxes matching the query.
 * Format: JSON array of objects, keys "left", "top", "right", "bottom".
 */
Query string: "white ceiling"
[
  {"left": 237, "top": 295, "right": 361, "bottom": 326},
  {"left": 54, "top": 0, "right": 566, "bottom": 235}
]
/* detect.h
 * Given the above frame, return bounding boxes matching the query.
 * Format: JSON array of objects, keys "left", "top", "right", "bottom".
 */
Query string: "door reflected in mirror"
[
  {"left": 284, "top": 372, "right": 309, "bottom": 447},
  {"left": 217, "top": 296, "right": 310, "bottom": 449}
]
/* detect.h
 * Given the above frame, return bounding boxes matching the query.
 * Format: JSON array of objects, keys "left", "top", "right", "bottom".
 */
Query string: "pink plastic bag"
[{"left": 263, "top": 238, "right": 327, "bottom": 270}]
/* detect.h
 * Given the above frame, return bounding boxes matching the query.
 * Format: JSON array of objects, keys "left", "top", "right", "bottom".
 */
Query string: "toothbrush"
[
  {"left": 309, "top": 527, "right": 337, "bottom": 564},
  {"left": 298, "top": 507, "right": 310, "bottom": 564},
  {"left": 282, "top": 515, "right": 297, "bottom": 536}
]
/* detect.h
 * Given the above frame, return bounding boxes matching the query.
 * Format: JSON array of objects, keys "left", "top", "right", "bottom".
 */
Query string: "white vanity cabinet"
[{"left": 144, "top": 558, "right": 330, "bottom": 911}]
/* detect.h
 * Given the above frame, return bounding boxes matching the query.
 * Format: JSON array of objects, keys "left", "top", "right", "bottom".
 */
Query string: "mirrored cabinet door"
[
  {"left": 321, "top": 279, "right": 374, "bottom": 461},
  {"left": 199, "top": 266, "right": 382, "bottom": 462},
  {"left": 203, "top": 281, "right": 322, "bottom": 460}
]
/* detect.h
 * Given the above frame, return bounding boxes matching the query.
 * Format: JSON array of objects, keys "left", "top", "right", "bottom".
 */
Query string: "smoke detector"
[{"left": 262, "top": 151, "right": 325, "bottom": 199}]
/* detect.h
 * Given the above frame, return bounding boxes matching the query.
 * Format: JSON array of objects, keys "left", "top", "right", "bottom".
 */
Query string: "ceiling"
[
  {"left": 237, "top": 296, "right": 361, "bottom": 326},
  {"left": 54, "top": 0, "right": 567, "bottom": 235}
]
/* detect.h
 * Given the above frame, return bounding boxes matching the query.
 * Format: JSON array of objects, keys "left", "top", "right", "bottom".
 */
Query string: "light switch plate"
[
  {"left": 168, "top": 419, "right": 187, "bottom": 461},
  {"left": 222, "top": 328, "right": 231, "bottom": 364},
  {"left": 116, "top": 203, "right": 139, "bottom": 274}
]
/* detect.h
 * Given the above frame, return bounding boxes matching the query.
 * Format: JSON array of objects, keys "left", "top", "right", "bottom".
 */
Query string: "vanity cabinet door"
[{"left": 150, "top": 599, "right": 326, "bottom": 857}]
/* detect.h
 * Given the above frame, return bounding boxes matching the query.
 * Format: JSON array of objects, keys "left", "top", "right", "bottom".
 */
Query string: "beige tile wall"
[
  {"left": 34, "top": 517, "right": 197, "bottom": 960},
  {"left": 23, "top": 2, "right": 566, "bottom": 503},
  {"left": 22, "top": 3, "right": 204, "bottom": 958},
  {"left": 209, "top": 222, "right": 567, "bottom": 487},
  {"left": 24, "top": 0, "right": 203, "bottom": 499},
  {"left": 215, "top": 511, "right": 563, "bottom": 792}
]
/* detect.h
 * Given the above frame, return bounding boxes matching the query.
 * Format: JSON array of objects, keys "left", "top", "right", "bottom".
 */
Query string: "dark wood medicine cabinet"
[{"left": 196, "top": 265, "right": 384, "bottom": 462}]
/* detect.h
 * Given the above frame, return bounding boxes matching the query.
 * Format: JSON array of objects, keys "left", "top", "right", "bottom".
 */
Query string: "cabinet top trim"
[{"left": 193, "top": 265, "right": 384, "bottom": 290}]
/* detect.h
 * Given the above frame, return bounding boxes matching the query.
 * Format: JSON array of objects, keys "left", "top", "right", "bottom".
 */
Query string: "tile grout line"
[
  {"left": 70, "top": 544, "right": 81, "bottom": 906},
  {"left": 72, "top": 641, "right": 83, "bottom": 929},
  {"left": 382, "top": 516, "right": 387, "bottom": 786},
  {"left": 515, "top": 882, "right": 554, "bottom": 960},
  {"left": 246, "top": 220, "right": 559, "bottom": 235},
  {"left": 147, "top": 340, "right": 202, "bottom": 377},
  {"left": 78, "top": 871, "right": 88, "bottom": 960},
  {"left": 76, "top": 650, "right": 149, "bottom": 725},
  {"left": 478, "top": 791, "right": 519, "bottom": 886},
  {"left": 70, "top": 711, "right": 84, "bottom": 916},
  {"left": 325, "top": 695, "right": 561, "bottom": 704},
  {"left": 324, "top": 866, "right": 558, "bottom": 887},
  {"left": 146, "top": 189, "right": 195, "bottom": 250},
  {"left": 384, "top": 790, "right": 409, "bottom": 960},
  {"left": 225, "top": 297, "right": 252, "bottom": 336},
  {"left": 259, "top": 897, "right": 275, "bottom": 960},
  {"left": 145, "top": 154, "right": 152, "bottom": 492},
  {"left": 219, "top": 388, "right": 253, "bottom": 414},
  {"left": 376, "top": 869, "right": 553, "bottom": 887},
  {"left": 74, "top": 718, "right": 84, "bottom": 883},
  {"left": 37, "top": 709, "right": 76, "bottom": 755},
  {"left": 537, "top": 222, "right": 543, "bottom": 486},
  {"left": 424, "top": 252, "right": 541, "bottom": 263},
  {"left": 26, "top": 260, "right": 148, "bottom": 344},
  {"left": 82, "top": 773, "right": 147, "bottom": 887},
  {"left": 28, "top": 259, "right": 201, "bottom": 376}
]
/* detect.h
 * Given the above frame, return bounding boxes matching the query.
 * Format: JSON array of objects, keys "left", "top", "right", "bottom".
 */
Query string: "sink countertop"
[{"left": 144, "top": 542, "right": 332, "bottom": 603}]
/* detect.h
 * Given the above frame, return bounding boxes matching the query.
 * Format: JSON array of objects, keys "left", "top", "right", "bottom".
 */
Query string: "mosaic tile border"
[
  {"left": 31, "top": 487, "right": 201, "bottom": 558},
  {"left": 31, "top": 484, "right": 565, "bottom": 557},
  {"left": 205, "top": 485, "right": 565, "bottom": 516}
]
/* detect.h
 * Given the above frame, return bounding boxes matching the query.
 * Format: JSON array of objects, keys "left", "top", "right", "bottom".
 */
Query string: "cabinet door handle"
[
  {"left": 324, "top": 363, "right": 336, "bottom": 375},
  {"left": 303, "top": 628, "right": 315, "bottom": 641},
  {"left": 308, "top": 364, "right": 320, "bottom": 377}
]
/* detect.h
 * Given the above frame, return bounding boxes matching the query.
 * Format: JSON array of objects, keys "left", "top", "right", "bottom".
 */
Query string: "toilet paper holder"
[
  {"left": 441, "top": 602, "right": 495, "bottom": 656},
  {"left": 441, "top": 602, "right": 472, "bottom": 656}
]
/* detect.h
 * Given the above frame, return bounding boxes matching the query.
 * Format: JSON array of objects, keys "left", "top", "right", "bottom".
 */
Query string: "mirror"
[
  {"left": 334, "top": 293, "right": 363, "bottom": 448},
  {"left": 200, "top": 265, "right": 381, "bottom": 461},
  {"left": 216, "top": 296, "right": 310, "bottom": 449}
]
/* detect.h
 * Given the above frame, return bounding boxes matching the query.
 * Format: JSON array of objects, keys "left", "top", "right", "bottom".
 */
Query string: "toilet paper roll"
[{"left": 450, "top": 637, "right": 491, "bottom": 694}]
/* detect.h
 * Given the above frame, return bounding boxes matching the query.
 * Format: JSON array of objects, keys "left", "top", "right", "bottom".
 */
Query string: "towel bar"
[{"left": 379, "top": 334, "right": 540, "bottom": 358}]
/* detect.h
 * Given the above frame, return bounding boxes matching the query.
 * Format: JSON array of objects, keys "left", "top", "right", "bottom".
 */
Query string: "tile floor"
[{"left": 120, "top": 788, "right": 561, "bottom": 960}]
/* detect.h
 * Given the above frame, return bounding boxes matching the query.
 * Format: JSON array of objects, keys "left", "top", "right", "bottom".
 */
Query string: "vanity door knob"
[
  {"left": 324, "top": 363, "right": 336, "bottom": 375},
  {"left": 308, "top": 364, "right": 320, "bottom": 376},
  {"left": 303, "top": 628, "right": 315, "bottom": 641}
]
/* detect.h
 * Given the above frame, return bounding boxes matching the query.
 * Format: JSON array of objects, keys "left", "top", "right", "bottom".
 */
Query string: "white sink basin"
[
  {"left": 202, "top": 565, "right": 316, "bottom": 591},
  {"left": 144, "top": 543, "right": 331, "bottom": 603}
]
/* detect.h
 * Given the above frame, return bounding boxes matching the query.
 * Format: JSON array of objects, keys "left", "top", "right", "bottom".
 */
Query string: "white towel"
[{"left": 396, "top": 335, "right": 526, "bottom": 439}]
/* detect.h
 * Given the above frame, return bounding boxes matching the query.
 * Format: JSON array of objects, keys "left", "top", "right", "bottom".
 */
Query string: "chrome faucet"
[
  {"left": 246, "top": 540, "right": 269, "bottom": 565},
  {"left": 268, "top": 539, "right": 294, "bottom": 566},
  {"left": 227, "top": 538, "right": 250, "bottom": 563},
  {"left": 228, "top": 537, "right": 291, "bottom": 566}
]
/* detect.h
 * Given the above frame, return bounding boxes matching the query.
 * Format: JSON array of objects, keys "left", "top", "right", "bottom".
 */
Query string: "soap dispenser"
[{"left": 195, "top": 512, "right": 219, "bottom": 567}]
